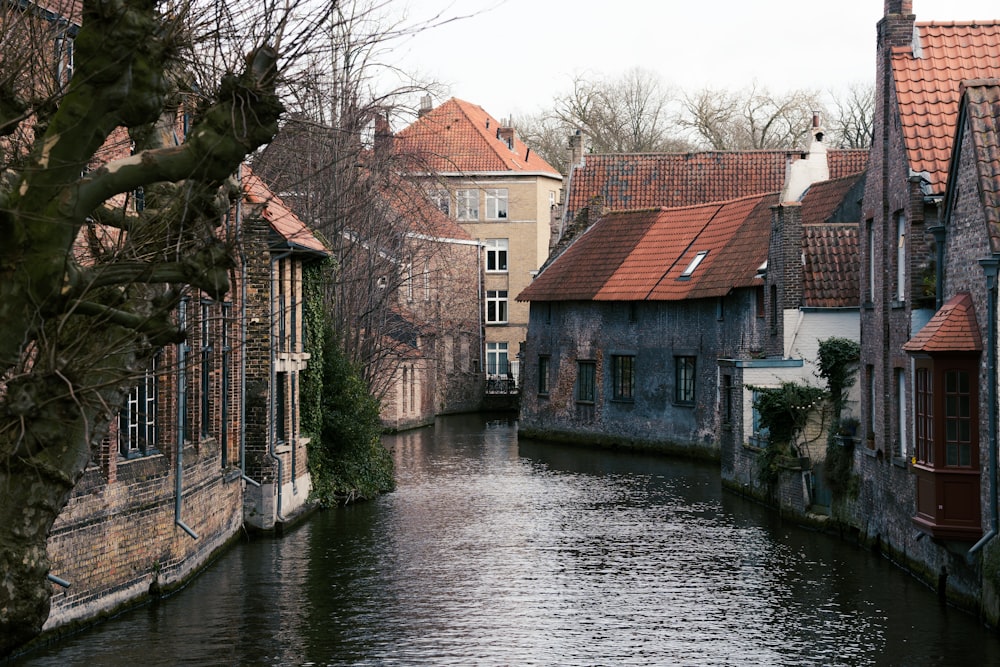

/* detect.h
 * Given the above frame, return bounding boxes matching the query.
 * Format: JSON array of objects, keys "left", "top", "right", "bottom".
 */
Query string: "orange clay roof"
[
  {"left": 563, "top": 150, "right": 868, "bottom": 223},
  {"left": 395, "top": 98, "right": 561, "bottom": 175},
  {"left": 893, "top": 21, "right": 1000, "bottom": 193},
  {"left": 242, "top": 169, "right": 328, "bottom": 254},
  {"left": 903, "top": 292, "right": 982, "bottom": 353},
  {"left": 380, "top": 175, "right": 473, "bottom": 242},
  {"left": 517, "top": 193, "right": 775, "bottom": 303},
  {"left": 954, "top": 80, "right": 1000, "bottom": 253}
]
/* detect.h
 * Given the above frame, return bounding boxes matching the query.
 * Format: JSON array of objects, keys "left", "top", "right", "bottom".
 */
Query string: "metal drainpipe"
[
  {"left": 971, "top": 257, "right": 1000, "bottom": 557},
  {"left": 270, "top": 249, "right": 294, "bottom": 524},
  {"left": 175, "top": 299, "right": 198, "bottom": 540}
]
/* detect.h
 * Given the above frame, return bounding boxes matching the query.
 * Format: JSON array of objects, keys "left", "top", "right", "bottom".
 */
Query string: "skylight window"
[{"left": 680, "top": 251, "right": 708, "bottom": 278}]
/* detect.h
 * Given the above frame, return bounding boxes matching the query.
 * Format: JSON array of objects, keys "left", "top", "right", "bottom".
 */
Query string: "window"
[
  {"left": 945, "top": 369, "right": 973, "bottom": 467},
  {"left": 431, "top": 189, "right": 450, "bottom": 215},
  {"left": 867, "top": 218, "right": 875, "bottom": 302},
  {"left": 486, "top": 342, "right": 509, "bottom": 375},
  {"left": 485, "top": 238, "right": 509, "bottom": 272},
  {"left": 722, "top": 374, "right": 733, "bottom": 424},
  {"left": 716, "top": 297, "right": 725, "bottom": 321},
  {"left": 485, "top": 188, "right": 508, "bottom": 219},
  {"left": 675, "top": 356, "right": 696, "bottom": 404},
  {"left": 576, "top": 361, "right": 596, "bottom": 403},
  {"left": 751, "top": 389, "right": 770, "bottom": 443},
  {"left": 120, "top": 356, "right": 158, "bottom": 458},
  {"left": 486, "top": 290, "right": 508, "bottom": 324},
  {"left": 538, "top": 355, "right": 550, "bottom": 395},
  {"left": 770, "top": 284, "right": 778, "bottom": 332},
  {"left": 895, "top": 367, "right": 906, "bottom": 458},
  {"left": 756, "top": 285, "right": 765, "bottom": 318},
  {"left": 612, "top": 355, "right": 635, "bottom": 401},
  {"left": 276, "top": 371, "right": 287, "bottom": 444},
  {"left": 866, "top": 364, "right": 876, "bottom": 439},
  {"left": 680, "top": 251, "right": 707, "bottom": 278},
  {"left": 896, "top": 212, "right": 906, "bottom": 301},
  {"left": 456, "top": 189, "right": 478, "bottom": 220},
  {"left": 915, "top": 367, "right": 932, "bottom": 464},
  {"left": 200, "top": 302, "right": 213, "bottom": 439}
]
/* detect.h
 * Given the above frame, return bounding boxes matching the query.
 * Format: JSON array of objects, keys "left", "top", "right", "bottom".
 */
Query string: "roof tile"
[
  {"left": 517, "top": 193, "right": 775, "bottom": 303},
  {"left": 395, "top": 98, "right": 560, "bottom": 175},
  {"left": 903, "top": 292, "right": 982, "bottom": 353},
  {"left": 893, "top": 21, "right": 1000, "bottom": 192},
  {"left": 564, "top": 150, "right": 867, "bottom": 222}
]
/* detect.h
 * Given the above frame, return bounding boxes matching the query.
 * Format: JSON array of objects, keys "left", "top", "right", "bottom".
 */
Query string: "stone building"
[
  {"left": 517, "top": 193, "right": 775, "bottom": 457},
  {"left": 395, "top": 97, "right": 563, "bottom": 387}
]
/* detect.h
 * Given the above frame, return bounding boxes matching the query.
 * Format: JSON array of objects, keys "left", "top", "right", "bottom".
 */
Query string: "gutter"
[{"left": 970, "top": 256, "right": 1000, "bottom": 557}]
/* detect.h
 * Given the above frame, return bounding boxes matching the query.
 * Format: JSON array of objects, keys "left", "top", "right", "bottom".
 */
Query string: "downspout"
[
  {"left": 236, "top": 164, "right": 259, "bottom": 489},
  {"left": 971, "top": 257, "right": 1000, "bottom": 556},
  {"left": 270, "top": 248, "right": 294, "bottom": 523},
  {"left": 175, "top": 299, "right": 198, "bottom": 540}
]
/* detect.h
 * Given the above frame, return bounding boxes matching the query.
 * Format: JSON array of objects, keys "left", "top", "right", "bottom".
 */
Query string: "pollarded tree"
[{"left": 0, "top": 0, "right": 331, "bottom": 655}]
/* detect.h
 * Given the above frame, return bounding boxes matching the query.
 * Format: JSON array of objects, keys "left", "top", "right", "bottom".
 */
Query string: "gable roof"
[
  {"left": 903, "top": 292, "right": 982, "bottom": 353},
  {"left": 563, "top": 150, "right": 868, "bottom": 223},
  {"left": 516, "top": 193, "right": 775, "bottom": 303},
  {"left": 796, "top": 172, "right": 865, "bottom": 308},
  {"left": 242, "top": 170, "right": 328, "bottom": 255},
  {"left": 951, "top": 80, "right": 1000, "bottom": 252},
  {"left": 893, "top": 21, "right": 1000, "bottom": 193},
  {"left": 395, "top": 98, "right": 561, "bottom": 176}
]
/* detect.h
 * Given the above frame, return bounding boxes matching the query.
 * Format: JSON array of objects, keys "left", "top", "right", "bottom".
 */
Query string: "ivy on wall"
[{"left": 301, "top": 260, "right": 395, "bottom": 506}]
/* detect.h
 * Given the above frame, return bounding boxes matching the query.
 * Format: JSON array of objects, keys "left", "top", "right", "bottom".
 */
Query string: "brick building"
[
  {"left": 396, "top": 98, "right": 563, "bottom": 388},
  {"left": 45, "top": 170, "right": 328, "bottom": 629},
  {"left": 852, "top": 0, "right": 1000, "bottom": 615}
]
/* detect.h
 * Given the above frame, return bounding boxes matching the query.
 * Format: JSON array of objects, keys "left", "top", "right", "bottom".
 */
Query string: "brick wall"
[{"left": 45, "top": 440, "right": 243, "bottom": 631}]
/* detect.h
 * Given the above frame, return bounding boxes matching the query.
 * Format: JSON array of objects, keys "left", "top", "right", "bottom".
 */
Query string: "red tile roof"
[
  {"left": 563, "top": 150, "right": 868, "bottom": 223},
  {"left": 242, "top": 170, "right": 328, "bottom": 254},
  {"left": 803, "top": 225, "right": 860, "bottom": 308},
  {"left": 797, "top": 172, "right": 865, "bottom": 307},
  {"left": 893, "top": 21, "right": 1000, "bottom": 193},
  {"left": 955, "top": 80, "right": 1000, "bottom": 252},
  {"left": 395, "top": 98, "right": 561, "bottom": 176},
  {"left": 517, "top": 193, "right": 775, "bottom": 303},
  {"left": 903, "top": 292, "right": 982, "bottom": 353}
]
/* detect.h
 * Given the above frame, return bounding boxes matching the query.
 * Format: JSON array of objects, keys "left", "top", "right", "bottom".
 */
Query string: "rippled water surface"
[{"left": 15, "top": 414, "right": 1000, "bottom": 665}]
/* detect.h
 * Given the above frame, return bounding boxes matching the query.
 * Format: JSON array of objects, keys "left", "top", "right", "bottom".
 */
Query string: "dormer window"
[{"left": 680, "top": 251, "right": 708, "bottom": 278}]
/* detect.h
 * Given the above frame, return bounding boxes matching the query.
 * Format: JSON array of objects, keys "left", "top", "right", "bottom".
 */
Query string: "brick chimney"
[
  {"left": 417, "top": 94, "right": 433, "bottom": 117},
  {"left": 568, "top": 129, "right": 587, "bottom": 170},
  {"left": 498, "top": 126, "right": 515, "bottom": 151},
  {"left": 881, "top": 0, "right": 916, "bottom": 50}
]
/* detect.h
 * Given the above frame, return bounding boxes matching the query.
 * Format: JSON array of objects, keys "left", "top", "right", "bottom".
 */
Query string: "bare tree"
[
  {"left": 512, "top": 112, "right": 573, "bottom": 175},
  {"left": 253, "top": 1, "right": 469, "bottom": 406},
  {"left": 551, "top": 68, "right": 693, "bottom": 154},
  {"left": 828, "top": 81, "right": 874, "bottom": 149},
  {"left": 0, "top": 0, "right": 335, "bottom": 654},
  {"left": 679, "top": 82, "right": 826, "bottom": 150}
]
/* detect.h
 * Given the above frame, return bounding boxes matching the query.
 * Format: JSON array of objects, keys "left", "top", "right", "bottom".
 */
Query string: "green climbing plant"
[
  {"left": 817, "top": 336, "right": 861, "bottom": 498},
  {"left": 749, "top": 381, "right": 828, "bottom": 487},
  {"left": 301, "top": 261, "right": 395, "bottom": 506}
]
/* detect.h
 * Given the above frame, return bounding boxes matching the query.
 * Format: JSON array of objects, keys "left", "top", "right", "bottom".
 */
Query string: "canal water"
[{"left": 14, "top": 414, "right": 1000, "bottom": 666}]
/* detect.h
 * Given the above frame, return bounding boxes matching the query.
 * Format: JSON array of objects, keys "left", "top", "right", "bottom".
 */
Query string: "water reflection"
[{"left": 13, "top": 414, "right": 1000, "bottom": 666}]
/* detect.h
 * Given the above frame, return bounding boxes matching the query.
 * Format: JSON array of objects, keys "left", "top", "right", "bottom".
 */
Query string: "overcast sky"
[{"left": 382, "top": 0, "right": 999, "bottom": 121}]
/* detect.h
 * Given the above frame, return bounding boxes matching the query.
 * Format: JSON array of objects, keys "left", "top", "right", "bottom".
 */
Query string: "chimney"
[
  {"left": 568, "top": 129, "right": 588, "bottom": 170},
  {"left": 498, "top": 126, "right": 515, "bottom": 151},
  {"left": 373, "top": 108, "right": 393, "bottom": 161},
  {"left": 881, "top": 0, "right": 916, "bottom": 50},
  {"left": 780, "top": 113, "right": 829, "bottom": 202},
  {"left": 418, "top": 94, "right": 433, "bottom": 117}
]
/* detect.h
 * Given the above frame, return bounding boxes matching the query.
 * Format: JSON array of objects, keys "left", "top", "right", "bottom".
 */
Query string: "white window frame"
[
  {"left": 456, "top": 189, "right": 479, "bottom": 220},
  {"left": 485, "top": 188, "right": 508, "bottom": 220},
  {"left": 431, "top": 189, "right": 450, "bottom": 216},
  {"left": 120, "top": 357, "right": 158, "bottom": 458},
  {"left": 485, "top": 238, "right": 509, "bottom": 273},
  {"left": 486, "top": 342, "right": 509, "bottom": 375},
  {"left": 486, "top": 290, "right": 508, "bottom": 324}
]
